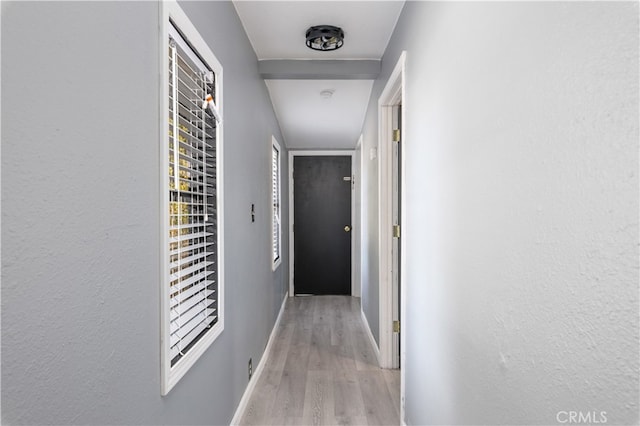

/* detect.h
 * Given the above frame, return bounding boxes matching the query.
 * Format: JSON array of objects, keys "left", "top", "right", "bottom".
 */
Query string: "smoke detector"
[{"left": 320, "top": 89, "right": 335, "bottom": 99}]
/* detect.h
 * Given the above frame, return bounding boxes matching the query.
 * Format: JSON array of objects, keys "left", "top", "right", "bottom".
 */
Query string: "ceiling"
[
  {"left": 265, "top": 79, "right": 374, "bottom": 149},
  {"left": 233, "top": 1, "right": 405, "bottom": 149}
]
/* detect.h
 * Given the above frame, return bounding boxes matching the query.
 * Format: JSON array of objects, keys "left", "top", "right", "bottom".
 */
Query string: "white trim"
[
  {"left": 377, "top": 51, "right": 406, "bottom": 421},
  {"left": 230, "top": 293, "right": 289, "bottom": 426},
  {"left": 288, "top": 150, "right": 356, "bottom": 297},
  {"left": 160, "top": 0, "right": 225, "bottom": 396},
  {"left": 271, "top": 136, "right": 283, "bottom": 271},
  {"left": 360, "top": 308, "right": 381, "bottom": 366},
  {"left": 350, "top": 151, "right": 357, "bottom": 297},
  {"left": 0, "top": 3, "right": 4, "bottom": 421},
  {"left": 159, "top": 1, "right": 170, "bottom": 396},
  {"left": 359, "top": 134, "right": 366, "bottom": 301},
  {"left": 352, "top": 135, "right": 364, "bottom": 298}
]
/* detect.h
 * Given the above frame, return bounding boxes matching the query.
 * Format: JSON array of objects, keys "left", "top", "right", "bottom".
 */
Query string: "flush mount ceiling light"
[{"left": 305, "top": 25, "right": 344, "bottom": 51}]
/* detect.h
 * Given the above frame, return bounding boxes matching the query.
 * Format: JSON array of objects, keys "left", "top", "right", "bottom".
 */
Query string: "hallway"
[
  {"left": 239, "top": 296, "right": 400, "bottom": 426},
  {"left": 2, "top": 1, "right": 638, "bottom": 425}
]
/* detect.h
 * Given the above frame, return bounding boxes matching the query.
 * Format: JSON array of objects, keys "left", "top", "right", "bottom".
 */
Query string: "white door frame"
[
  {"left": 378, "top": 51, "right": 406, "bottom": 417},
  {"left": 354, "top": 135, "right": 364, "bottom": 298},
  {"left": 288, "top": 150, "right": 357, "bottom": 297}
]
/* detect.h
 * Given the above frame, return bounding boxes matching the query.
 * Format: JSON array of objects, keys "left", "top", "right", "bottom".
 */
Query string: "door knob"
[{"left": 344, "top": 225, "right": 351, "bottom": 232}]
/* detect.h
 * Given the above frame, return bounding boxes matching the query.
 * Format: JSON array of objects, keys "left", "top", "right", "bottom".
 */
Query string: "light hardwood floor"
[{"left": 239, "top": 296, "right": 400, "bottom": 426}]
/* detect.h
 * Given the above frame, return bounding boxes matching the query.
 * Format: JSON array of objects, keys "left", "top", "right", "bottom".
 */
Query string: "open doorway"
[{"left": 378, "top": 51, "right": 406, "bottom": 420}]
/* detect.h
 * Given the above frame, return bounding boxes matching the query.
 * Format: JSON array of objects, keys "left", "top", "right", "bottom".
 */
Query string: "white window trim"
[
  {"left": 160, "top": 0, "right": 225, "bottom": 396},
  {"left": 271, "top": 136, "right": 282, "bottom": 271}
]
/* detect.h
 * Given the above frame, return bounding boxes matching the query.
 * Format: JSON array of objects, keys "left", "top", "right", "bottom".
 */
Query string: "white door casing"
[{"left": 378, "top": 51, "right": 407, "bottom": 421}]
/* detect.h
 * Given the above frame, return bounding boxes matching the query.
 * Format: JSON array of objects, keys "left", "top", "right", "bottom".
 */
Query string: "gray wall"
[
  {"left": 360, "top": 1, "right": 639, "bottom": 425},
  {"left": 1, "top": 1, "right": 287, "bottom": 424}
]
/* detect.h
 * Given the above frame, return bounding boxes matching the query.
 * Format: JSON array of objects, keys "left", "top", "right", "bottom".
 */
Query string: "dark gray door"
[{"left": 293, "top": 155, "right": 351, "bottom": 295}]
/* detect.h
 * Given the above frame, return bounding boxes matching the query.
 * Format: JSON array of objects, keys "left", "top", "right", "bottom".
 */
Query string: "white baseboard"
[
  {"left": 230, "top": 292, "right": 288, "bottom": 426},
  {"left": 360, "top": 308, "right": 381, "bottom": 366}
]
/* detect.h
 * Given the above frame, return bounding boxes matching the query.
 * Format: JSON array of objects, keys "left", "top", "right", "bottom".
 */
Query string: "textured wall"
[
  {"left": 361, "top": 1, "right": 639, "bottom": 424},
  {"left": 1, "top": 1, "right": 287, "bottom": 424}
]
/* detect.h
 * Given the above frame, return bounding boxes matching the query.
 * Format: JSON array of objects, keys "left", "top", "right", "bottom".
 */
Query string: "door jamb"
[
  {"left": 378, "top": 51, "right": 406, "bottom": 418},
  {"left": 354, "top": 135, "right": 364, "bottom": 298},
  {"left": 288, "top": 150, "right": 356, "bottom": 297}
]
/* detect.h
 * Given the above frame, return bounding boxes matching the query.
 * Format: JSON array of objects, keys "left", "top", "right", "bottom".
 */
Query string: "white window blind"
[
  {"left": 162, "top": 3, "right": 224, "bottom": 395},
  {"left": 271, "top": 138, "right": 281, "bottom": 268},
  {"left": 168, "top": 25, "right": 219, "bottom": 366}
]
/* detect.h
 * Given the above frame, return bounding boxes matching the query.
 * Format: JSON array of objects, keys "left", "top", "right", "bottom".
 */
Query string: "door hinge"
[
  {"left": 393, "top": 320, "right": 400, "bottom": 333},
  {"left": 393, "top": 224, "right": 401, "bottom": 238},
  {"left": 392, "top": 129, "right": 401, "bottom": 142}
]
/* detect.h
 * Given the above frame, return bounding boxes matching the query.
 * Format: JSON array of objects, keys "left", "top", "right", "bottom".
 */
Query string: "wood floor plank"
[
  {"left": 293, "top": 296, "right": 315, "bottom": 328},
  {"left": 268, "top": 371, "right": 308, "bottom": 425},
  {"left": 283, "top": 339, "right": 311, "bottom": 372},
  {"left": 330, "top": 339, "right": 357, "bottom": 371},
  {"left": 350, "top": 325, "right": 379, "bottom": 371},
  {"left": 285, "top": 323, "right": 313, "bottom": 373},
  {"left": 333, "top": 416, "right": 369, "bottom": 426},
  {"left": 382, "top": 369, "right": 401, "bottom": 420},
  {"left": 333, "top": 370, "right": 366, "bottom": 418},
  {"left": 308, "top": 324, "right": 333, "bottom": 370},
  {"left": 313, "top": 296, "right": 332, "bottom": 324},
  {"left": 302, "top": 370, "right": 335, "bottom": 425},
  {"left": 268, "top": 322, "right": 295, "bottom": 372},
  {"left": 330, "top": 304, "right": 348, "bottom": 346},
  {"left": 240, "top": 368, "right": 282, "bottom": 425},
  {"left": 357, "top": 370, "right": 399, "bottom": 426}
]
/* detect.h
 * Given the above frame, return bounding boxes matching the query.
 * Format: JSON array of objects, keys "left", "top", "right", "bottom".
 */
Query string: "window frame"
[
  {"left": 160, "top": 0, "right": 225, "bottom": 396},
  {"left": 271, "top": 136, "right": 282, "bottom": 271}
]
